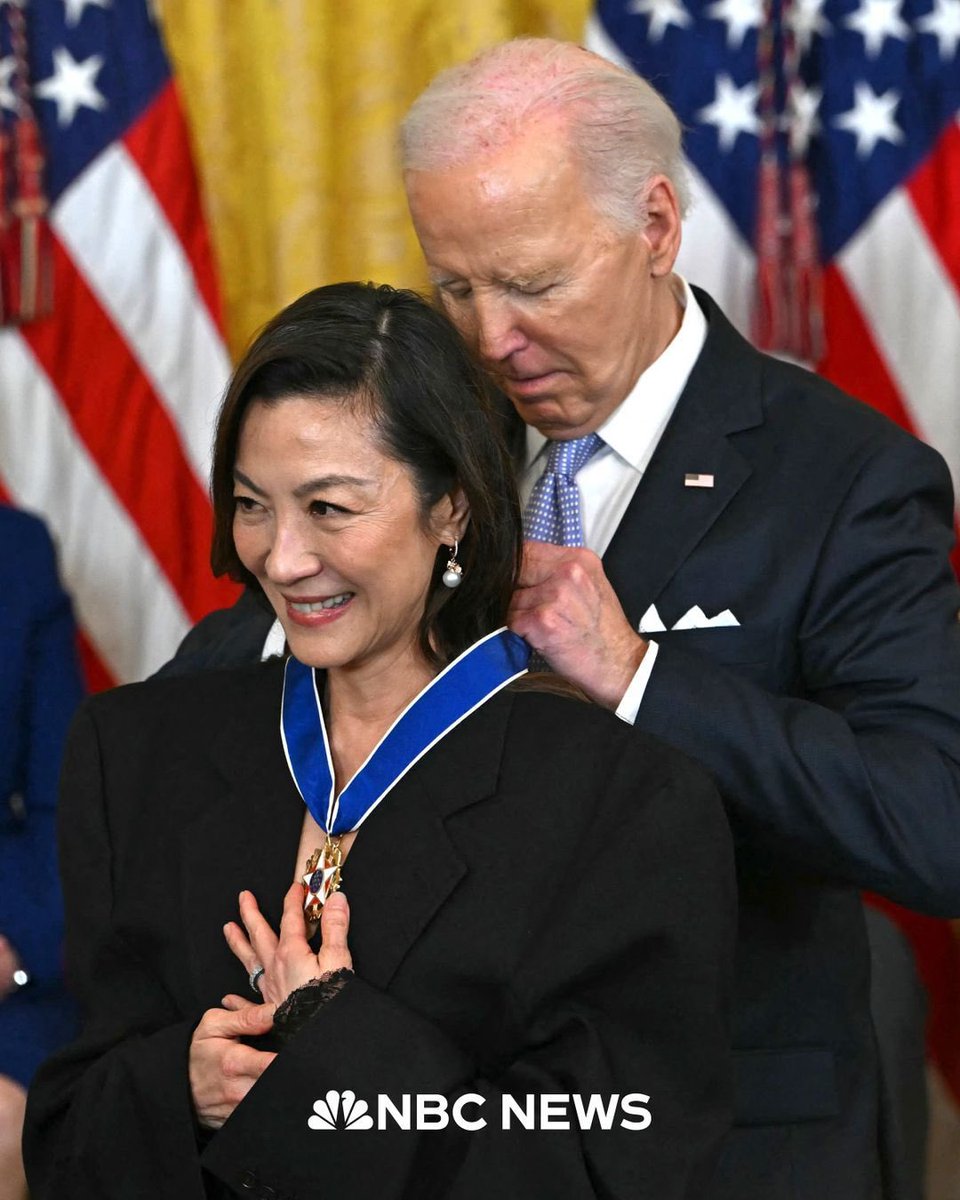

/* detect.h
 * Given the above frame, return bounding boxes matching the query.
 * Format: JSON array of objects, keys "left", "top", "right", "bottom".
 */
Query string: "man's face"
[{"left": 406, "top": 124, "right": 681, "bottom": 439}]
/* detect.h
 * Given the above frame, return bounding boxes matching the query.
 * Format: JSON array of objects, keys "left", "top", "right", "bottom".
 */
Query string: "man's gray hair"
[{"left": 399, "top": 38, "right": 690, "bottom": 231}]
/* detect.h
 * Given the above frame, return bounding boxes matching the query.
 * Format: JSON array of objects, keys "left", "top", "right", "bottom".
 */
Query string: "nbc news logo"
[
  {"left": 308, "top": 1090, "right": 374, "bottom": 1131},
  {"left": 308, "top": 1090, "right": 652, "bottom": 1132}
]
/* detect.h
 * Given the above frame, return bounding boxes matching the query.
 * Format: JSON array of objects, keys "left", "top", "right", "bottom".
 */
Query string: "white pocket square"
[
  {"left": 639, "top": 604, "right": 740, "bottom": 633},
  {"left": 639, "top": 604, "right": 667, "bottom": 633}
]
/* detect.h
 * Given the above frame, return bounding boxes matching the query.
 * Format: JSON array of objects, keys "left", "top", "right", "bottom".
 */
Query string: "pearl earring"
[{"left": 442, "top": 540, "right": 463, "bottom": 589}]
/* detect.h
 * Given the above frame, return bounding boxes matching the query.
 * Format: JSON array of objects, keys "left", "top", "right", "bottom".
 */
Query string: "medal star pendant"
[{"left": 302, "top": 834, "right": 342, "bottom": 922}]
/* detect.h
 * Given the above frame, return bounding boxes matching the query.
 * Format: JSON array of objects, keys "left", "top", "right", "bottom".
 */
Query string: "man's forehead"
[
  {"left": 408, "top": 127, "right": 585, "bottom": 228},
  {"left": 414, "top": 111, "right": 574, "bottom": 186}
]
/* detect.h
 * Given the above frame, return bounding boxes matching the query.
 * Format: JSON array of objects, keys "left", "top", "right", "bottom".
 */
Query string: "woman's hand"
[
  {"left": 315, "top": 891, "right": 353, "bottom": 976},
  {"left": 0, "top": 935, "right": 21, "bottom": 1001},
  {"left": 224, "top": 884, "right": 353, "bottom": 1007},
  {"left": 188, "top": 999, "right": 276, "bottom": 1130}
]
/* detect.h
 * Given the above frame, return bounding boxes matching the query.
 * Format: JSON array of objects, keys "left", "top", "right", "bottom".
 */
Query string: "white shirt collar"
[{"left": 525, "top": 276, "right": 707, "bottom": 473}]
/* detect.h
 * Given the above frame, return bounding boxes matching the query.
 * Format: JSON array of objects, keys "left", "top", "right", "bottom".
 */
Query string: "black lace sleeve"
[{"left": 272, "top": 969, "right": 354, "bottom": 1042}]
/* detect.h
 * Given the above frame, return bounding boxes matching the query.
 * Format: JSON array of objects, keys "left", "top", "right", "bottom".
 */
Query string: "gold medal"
[{"left": 302, "top": 833, "right": 342, "bottom": 921}]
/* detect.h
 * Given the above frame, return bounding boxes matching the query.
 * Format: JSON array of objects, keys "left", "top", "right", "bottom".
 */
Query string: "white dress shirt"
[
  {"left": 519, "top": 276, "right": 707, "bottom": 723},
  {"left": 262, "top": 617, "right": 286, "bottom": 660}
]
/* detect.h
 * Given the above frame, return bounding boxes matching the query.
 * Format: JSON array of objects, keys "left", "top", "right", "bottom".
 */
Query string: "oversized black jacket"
[{"left": 25, "top": 665, "right": 735, "bottom": 1200}]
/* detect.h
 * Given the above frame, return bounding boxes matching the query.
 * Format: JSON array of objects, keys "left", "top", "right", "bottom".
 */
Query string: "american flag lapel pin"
[{"left": 684, "top": 473, "right": 715, "bottom": 488}]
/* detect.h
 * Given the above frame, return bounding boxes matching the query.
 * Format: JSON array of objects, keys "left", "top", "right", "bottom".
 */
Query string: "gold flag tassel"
[
  {"left": 752, "top": 0, "right": 824, "bottom": 364},
  {"left": 4, "top": 1, "right": 52, "bottom": 326}
]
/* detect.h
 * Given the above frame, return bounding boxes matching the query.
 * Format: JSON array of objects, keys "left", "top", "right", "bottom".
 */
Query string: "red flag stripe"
[
  {"left": 906, "top": 120, "right": 960, "bottom": 305},
  {"left": 52, "top": 139, "right": 230, "bottom": 489},
  {"left": 19, "top": 236, "right": 236, "bottom": 623},
  {"left": 0, "top": 328, "right": 195, "bottom": 680},
  {"left": 122, "top": 81, "right": 226, "bottom": 336},
  {"left": 76, "top": 626, "right": 116, "bottom": 694},
  {"left": 817, "top": 264, "right": 915, "bottom": 431},
  {"left": 822, "top": 264, "right": 960, "bottom": 574}
]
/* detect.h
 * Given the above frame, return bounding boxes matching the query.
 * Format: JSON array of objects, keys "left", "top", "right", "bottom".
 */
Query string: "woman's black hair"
[{"left": 210, "top": 281, "right": 523, "bottom": 668}]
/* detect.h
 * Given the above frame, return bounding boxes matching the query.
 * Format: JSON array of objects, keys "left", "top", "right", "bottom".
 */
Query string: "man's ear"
[
  {"left": 433, "top": 486, "right": 471, "bottom": 545},
  {"left": 641, "top": 176, "right": 682, "bottom": 278}
]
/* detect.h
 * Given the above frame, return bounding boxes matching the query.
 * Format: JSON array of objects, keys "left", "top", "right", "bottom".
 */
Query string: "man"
[
  {"left": 166, "top": 39, "right": 960, "bottom": 1199},
  {"left": 400, "top": 40, "right": 960, "bottom": 1200}
]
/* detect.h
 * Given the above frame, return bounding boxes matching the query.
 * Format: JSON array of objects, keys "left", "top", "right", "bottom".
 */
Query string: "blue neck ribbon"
[{"left": 281, "top": 628, "right": 530, "bottom": 835}]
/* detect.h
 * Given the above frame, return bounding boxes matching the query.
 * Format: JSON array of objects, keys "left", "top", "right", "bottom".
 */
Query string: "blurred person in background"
[{"left": 0, "top": 505, "right": 84, "bottom": 1200}]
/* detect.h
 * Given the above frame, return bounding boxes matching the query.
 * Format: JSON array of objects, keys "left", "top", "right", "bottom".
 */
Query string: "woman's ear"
[{"left": 432, "top": 486, "right": 470, "bottom": 545}]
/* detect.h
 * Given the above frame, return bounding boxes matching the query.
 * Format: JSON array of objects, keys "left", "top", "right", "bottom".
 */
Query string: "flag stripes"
[
  {"left": 907, "top": 120, "right": 960, "bottom": 302},
  {"left": 76, "top": 628, "right": 115, "bottom": 694},
  {"left": 53, "top": 141, "right": 230, "bottom": 489},
  {"left": 839, "top": 192, "right": 960, "bottom": 494},
  {"left": 818, "top": 266, "right": 912, "bottom": 433},
  {"left": 0, "top": 6, "right": 236, "bottom": 686},
  {"left": 18, "top": 233, "right": 223, "bottom": 625},
  {"left": 0, "top": 328, "right": 192, "bottom": 682},
  {"left": 123, "top": 81, "right": 225, "bottom": 334}
]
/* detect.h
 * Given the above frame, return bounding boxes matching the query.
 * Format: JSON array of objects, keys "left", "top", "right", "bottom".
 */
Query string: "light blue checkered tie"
[{"left": 523, "top": 433, "right": 603, "bottom": 546}]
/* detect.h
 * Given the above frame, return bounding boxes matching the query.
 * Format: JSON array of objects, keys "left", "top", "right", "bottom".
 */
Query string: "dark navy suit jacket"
[
  {"left": 609, "top": 291, "right": 960, "bottom": 1199},
  {"left": 153, "top": 290, "right": 960, "bottom": 1200},
  {"left": 0, "top": 506, "right": 84, "bottom": 1085}
]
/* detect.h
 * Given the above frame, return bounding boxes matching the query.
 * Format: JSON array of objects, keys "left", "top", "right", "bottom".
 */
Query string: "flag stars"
[
  {"left": 917, "top": 0, "right": 960, "bottom": 57},
  {"left": 788, "top": 0, "right": 832, "bottom": 54},
  {"left": 627, "top": 0, "right": 692, "bottom": 41},
  {"left": 697, "top": 74, "right": 760, "bottom": 151},
  {"left": 706, "top": 0, "right": 763, "bottom": 49},
  {"left": 844, "top": 0, "right": 910, "bottom": 56},
  {"left": 834, "top": 82, "right": 904, "bottom": 156},
  {"left": 63, "top": 0, "right": 111, "bottom": 26},
  {"left": 35, "top": 45, "right": 107, "bottom": 128}
]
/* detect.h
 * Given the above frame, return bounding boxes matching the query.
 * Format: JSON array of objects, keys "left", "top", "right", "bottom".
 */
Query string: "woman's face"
[{"left": 232, "top": 395, "right": 458, "bottom": 673}]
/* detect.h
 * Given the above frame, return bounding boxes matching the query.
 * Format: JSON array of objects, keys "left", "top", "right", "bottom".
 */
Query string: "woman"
[
  {"left": 25, "top": 283, "right": 734, "bottom": 1199},
  {"left": 0, "top": 506, "right": 83, "bottom": 1200}
]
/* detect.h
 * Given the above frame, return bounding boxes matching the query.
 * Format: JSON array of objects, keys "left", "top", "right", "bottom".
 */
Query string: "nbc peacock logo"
[{"left": 307, "top": 1090, "right": 374, "bottom": 1131}]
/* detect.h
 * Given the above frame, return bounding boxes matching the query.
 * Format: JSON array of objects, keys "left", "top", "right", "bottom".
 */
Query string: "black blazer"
[{"left": 25, "top": 663, "right": 735, "bottom": 1200}]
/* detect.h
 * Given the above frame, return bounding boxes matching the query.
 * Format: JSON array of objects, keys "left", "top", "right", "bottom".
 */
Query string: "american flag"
[
  {"left": 0, "top": 0, "right": 236, "bottom": 689},
  {"left": 587, "top": 0, "right": 960, "bottom": 1152},
  {"left": 588, "top": 0, "right": 960, "bottom": 507}
]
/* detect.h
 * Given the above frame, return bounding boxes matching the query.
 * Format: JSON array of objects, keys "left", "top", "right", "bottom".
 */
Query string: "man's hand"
[
  {"left": 189, "top": 1000, "right": 277, "bottom": 1130},
  {"left": 509, "top": 542, "right": 648, "bottom": 709}
]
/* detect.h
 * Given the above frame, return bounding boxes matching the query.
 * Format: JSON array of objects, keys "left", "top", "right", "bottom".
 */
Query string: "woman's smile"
[{"left": 284, "top": 592, "right": 355, "bottom": 626}]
